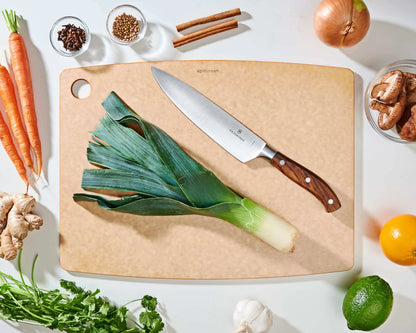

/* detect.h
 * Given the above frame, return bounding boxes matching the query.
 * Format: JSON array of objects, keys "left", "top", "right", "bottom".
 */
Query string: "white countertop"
[{"left": 0, "top": 0, "right": 415, "bottom": 332}]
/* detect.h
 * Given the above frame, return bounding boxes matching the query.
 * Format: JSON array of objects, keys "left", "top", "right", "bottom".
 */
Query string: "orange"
[{"left": 379, "top": 214, "right": 416, "bottom": 266}]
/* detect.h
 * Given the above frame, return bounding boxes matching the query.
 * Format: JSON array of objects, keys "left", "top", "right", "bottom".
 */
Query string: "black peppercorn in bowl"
[
  {"left": 50, "top": 16, "right": 90, "bottom": 57},
  {"left": 106, "top": 4, "right": 147, "bottom": 45}
]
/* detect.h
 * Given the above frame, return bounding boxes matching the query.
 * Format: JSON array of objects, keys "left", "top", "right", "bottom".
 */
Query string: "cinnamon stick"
[
  {"left": 173, "top": 19, "right": 238, "bottom": 48},
  {"left": 176, "top": 8, "right": 241, "bottom": 32}
]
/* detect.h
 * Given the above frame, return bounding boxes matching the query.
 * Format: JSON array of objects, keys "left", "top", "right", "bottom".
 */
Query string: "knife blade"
[{"left": 151, "top": 66, "right": 341, "bottom": 213}]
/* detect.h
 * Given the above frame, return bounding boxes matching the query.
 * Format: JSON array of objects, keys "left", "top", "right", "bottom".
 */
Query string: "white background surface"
[{"left": 0, "top": 0, "right": 415, "bottom": 332}]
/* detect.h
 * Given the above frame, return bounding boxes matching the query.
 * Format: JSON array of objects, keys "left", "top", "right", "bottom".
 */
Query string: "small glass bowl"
[
  {"left": 106, "top": 4, "right": 147, "bottom": 46},
  {"left": 365, "top": 59, "right": 416, "bottom": 144},
  {"left": 50, "top": 16, "right": 90, "bottom": 57}
]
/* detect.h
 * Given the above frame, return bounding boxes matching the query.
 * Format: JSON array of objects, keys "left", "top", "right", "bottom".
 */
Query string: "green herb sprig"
[{"left": 0, "top": 251, "right": 164, "bottom": 332}]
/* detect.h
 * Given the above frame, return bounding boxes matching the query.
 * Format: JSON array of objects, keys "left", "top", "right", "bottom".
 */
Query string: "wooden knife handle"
[{"left": 270, "top": 151, "right": 341, "bottom": 213}]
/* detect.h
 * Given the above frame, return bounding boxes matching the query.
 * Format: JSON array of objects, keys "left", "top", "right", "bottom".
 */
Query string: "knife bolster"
[{"left": 259, "top": 145, "right": 277, "bottom": 160}]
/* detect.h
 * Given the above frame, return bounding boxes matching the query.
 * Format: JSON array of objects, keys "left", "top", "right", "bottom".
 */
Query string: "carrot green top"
[{"left": 2, "top": 10, "right": 19, "bottom": 34}]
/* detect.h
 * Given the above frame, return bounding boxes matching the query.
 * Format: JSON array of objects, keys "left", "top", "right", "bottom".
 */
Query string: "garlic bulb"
[{"left": 233, "top": 299, "right": 273, "bottom": 333}]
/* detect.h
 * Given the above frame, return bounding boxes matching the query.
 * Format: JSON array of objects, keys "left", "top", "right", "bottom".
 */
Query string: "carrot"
[
  {"left": 0, "top": 65, "right": 34, "bottom": 172},
  {"left": 0, "top": 110, "right": 28, "bottom": 189},
  {"left": 3, "top": 10, "right": 42, "bottom": 176}
]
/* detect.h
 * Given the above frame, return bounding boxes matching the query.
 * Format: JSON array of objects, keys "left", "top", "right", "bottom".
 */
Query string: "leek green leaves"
[{"left": 74, "top": 92, "right": 298, "bottom": 252}]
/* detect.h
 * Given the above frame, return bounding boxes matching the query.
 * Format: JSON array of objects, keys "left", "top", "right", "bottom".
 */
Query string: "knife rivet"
[
  {"left": 328, "top": 199, "right": 334, "bottom": 205},
  {"left": 305, "top": 177, "right": 311, "bottom": 183},
  {"left": 279, "top": 160, "right": 285, "bottom": 166}
]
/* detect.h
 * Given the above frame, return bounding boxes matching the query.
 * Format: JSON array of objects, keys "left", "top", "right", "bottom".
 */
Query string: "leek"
[{"left": 73, "top": 92, "right": 298, "bottom": 252}]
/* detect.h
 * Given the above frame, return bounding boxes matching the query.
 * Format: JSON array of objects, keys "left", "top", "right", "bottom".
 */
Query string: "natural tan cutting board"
[{"left": 59, "top": 60, "right": 354, "bottom": 279}]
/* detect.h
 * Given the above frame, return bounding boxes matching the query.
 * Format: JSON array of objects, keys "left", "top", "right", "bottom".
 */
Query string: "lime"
[{"left": 342, "top": 275, "right": 393, "bottom": 331}]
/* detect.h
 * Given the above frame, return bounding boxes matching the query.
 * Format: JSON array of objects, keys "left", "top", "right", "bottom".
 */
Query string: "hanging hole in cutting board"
[{"left": 71, "top": 79, "right": 91, "bottom": 99}]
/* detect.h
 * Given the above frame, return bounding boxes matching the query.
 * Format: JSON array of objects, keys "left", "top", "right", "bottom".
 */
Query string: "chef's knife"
[{"left": 151, "top": 67, "right": 341, "bottom": 213}]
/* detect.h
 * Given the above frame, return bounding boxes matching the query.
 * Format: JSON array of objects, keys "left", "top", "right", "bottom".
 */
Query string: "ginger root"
[{"left": 0, "top": 192, "right": 43, "bottom": 260}]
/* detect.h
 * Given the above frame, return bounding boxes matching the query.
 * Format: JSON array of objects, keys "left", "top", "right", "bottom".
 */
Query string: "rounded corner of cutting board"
[
  {"left": 59, "top": 60, "right": 355, "bottom": 279},
  {"left": 342, "top": 67, "right": 355, "bottom": 77},
  {"left": 59, "top": 253, "right": 72, "bottom": 272},
  {"left": 339, "top": 67, "right": 355, "bottom": 87},
  {"left": 59, "top": 67, "right": 77, "bottom": 81}
]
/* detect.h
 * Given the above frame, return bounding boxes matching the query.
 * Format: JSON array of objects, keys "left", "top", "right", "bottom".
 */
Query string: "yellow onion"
[{"left": 314, "top": 0, "right": 370, "bottom": 47}]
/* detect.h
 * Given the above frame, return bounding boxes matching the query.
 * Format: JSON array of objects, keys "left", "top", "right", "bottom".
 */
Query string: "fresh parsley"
[{"left": 0, "top": 251, "right": 164, "bottom": 333}]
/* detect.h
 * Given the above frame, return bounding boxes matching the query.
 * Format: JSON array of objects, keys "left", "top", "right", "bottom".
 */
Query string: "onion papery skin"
[{"left": 314, "top": 0, "right": 370, "bottom": 48}]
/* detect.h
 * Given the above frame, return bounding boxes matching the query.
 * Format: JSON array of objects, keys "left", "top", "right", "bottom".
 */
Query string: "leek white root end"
[{"left": 252, "top": 209, "right": 298, "bottom": 252}]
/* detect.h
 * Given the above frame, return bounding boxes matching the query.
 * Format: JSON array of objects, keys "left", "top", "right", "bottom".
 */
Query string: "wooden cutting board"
[{"left": 59, "top": 60, "right": 354, "bottom": 279}]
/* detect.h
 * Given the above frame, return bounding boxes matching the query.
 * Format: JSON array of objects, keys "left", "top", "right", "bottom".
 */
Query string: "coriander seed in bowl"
[
  {"left": 106, "top": 4, "right": 147, "bottom": 45},
  {"left": 112, "top": 13, "right": 140, "bottom": 42}
]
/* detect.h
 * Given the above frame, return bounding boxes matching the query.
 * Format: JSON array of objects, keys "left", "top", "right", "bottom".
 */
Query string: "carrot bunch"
[
  {"left": 0, "top": 107, "right": 28, "bottom": 187},
  {"left": 0, "top": 10, "right": 42, "bottom": 190}
]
